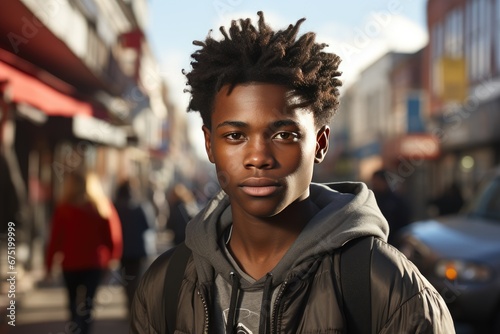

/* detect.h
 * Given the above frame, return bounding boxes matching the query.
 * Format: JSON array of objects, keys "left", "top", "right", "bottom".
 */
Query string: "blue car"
[{"left": 396, "top": 169, "right": 500, "bottom": 333}]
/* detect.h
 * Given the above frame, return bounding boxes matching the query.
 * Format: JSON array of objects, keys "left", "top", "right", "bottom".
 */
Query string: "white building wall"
[
  {"left": 20, "top": 0, "right": 136, "bottom": 75},
  {"left": 130, "top": 0, "right": 148, "bottom": 31},
  {"left": 21, "top": 0, "right": 89, "bottom": 58},
  {"left": 350, "top": 52, "right": 402, "bottom": 149}
]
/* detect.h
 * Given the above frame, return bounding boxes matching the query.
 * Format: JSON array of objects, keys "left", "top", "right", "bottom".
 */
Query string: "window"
[
  {"left": 495, "top": 0, "right": 500, "bottom": 71},
  {"left": 431, "top": 22, "right": 444, "bottom": 95},
  {"left": 466, "top": 0, "right": 491, "bottom": 81},
  {"left": 445, "top": 8, "right": 464, "bottom": 58}
]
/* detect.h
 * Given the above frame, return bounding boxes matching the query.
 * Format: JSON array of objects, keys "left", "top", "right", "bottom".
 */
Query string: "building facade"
[
  {"left": 426, "top": 0, "right": 500, "bottom": 201},
  {"left": 330, "top": 49, "right": 439, "bottom": 221},
  {"left": 0, "top": 0, "right": 170, "bottom": 271},
  {"left": 343, "top": 52, "right": 414, "bottom": 182}
]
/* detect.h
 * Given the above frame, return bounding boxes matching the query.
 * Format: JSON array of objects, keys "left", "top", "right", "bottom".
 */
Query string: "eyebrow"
[
  {"left": 216, "top": 121, "right": 248, "bottom": 129},
  {"left": 215, "top": 119, "right": 300, "bottom": 129},
  {"left": 272, "top": 119, "right": 299, "bottom": 128}
]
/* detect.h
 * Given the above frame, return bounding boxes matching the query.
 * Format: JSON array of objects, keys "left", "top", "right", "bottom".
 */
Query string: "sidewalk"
[
  {"left": 1, "top": 232, "right": 174, "bottom": 334},
  {"left": 4, "top": 277, "right": 130, "bottom": 334}
]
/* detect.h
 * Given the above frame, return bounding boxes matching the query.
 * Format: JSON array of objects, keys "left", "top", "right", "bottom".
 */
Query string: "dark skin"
[{"left": 203, "top": 83, "right": 329, "bottom": 279}]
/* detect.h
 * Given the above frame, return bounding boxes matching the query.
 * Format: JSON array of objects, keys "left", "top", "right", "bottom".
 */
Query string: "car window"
[{"left": 470, "top": 177, "right": 500, "bottom": 221}]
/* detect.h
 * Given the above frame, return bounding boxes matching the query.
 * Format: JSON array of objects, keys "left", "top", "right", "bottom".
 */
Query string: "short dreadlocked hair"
[{"left": 184, "top": 11, "right": 342, "bottom": 129}]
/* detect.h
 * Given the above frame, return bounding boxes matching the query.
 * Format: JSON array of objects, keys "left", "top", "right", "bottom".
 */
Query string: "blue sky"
[
  {"left": 145, "top": 0, "right": 428, "bottom": 154},
  {"left": 147, "top": 0, "right": 427, "bottom": 100}
]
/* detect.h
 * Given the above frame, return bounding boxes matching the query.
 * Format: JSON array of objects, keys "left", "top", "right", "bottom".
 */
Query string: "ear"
[
  {"left": 314, "top": 125, "right": 330, "bottom": 163},
  {"left": 202, "top": 125, "right": 215, "bottom": 163}
]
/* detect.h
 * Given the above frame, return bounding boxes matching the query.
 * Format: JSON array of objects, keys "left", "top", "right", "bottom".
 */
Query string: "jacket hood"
[{"left": 185, "top": 182, "right": 389, "bottom": 288}]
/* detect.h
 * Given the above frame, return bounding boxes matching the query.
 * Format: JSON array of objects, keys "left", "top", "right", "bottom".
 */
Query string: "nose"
[{"left": 243, "top": 137, "right": 275, "bottom": 169}]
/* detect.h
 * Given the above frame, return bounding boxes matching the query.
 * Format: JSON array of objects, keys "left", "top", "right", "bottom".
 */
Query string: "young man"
[{"left": 131, "top": 12, "right": 455, "bottom": 334}]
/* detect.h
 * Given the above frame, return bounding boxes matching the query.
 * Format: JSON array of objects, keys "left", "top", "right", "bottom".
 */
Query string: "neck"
[{"left": 227, "top": 198, "right": 319, "bottom": 279}]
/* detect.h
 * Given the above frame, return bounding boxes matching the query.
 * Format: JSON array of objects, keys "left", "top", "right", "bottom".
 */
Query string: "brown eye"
[
  {"left": 225, "top": 132, "right": 244, "bottom": 141},
  {"left": 273, "top": 132, "right": 299, "bottom": 142},
  {"left": 277, "top": 132, "right": 290, "bottom": 139}
]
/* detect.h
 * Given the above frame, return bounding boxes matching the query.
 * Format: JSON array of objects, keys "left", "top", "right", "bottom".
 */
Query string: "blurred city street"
[
  {"left": 1, "top": 0, "right": 500, "bottom": 333},
  {"left": 0, "top": 248, "right": 132, "bottom": 334},
  {"left": 5, "top": 282, "right": 129, "bottom": 334},
  {"left": 0, "top": 232, "right": 174, "bottom": 334}
]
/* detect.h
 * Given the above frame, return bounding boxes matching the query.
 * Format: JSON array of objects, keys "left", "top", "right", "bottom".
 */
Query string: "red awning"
[{"left": 0, "top": 61, "right": 93, "bottom": 117}]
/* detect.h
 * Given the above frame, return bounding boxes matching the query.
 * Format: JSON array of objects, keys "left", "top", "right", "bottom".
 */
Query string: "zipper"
[
  {"left": 197, "top": 288, "right": 210, "bottom": 334},
  {"left": 270, "top": 280, "right": 289, "bottom": 334}
]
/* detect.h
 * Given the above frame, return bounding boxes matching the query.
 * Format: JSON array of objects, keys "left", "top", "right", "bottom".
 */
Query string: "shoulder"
[
  {"left": 370, "top": 238, "right": 433, "bottom": 299},
  {"left": 130, "top": 247, "right": 176, "bottom": 330},
  {"left": 140, "top": 247, "right": 177, "bottom": 287},
  {"left": 52, "top": 203, "right": 79, "bottom": 221},
  {"left": 368, "top": 238, "right": 455, "bottom": 332},
  {"left": 131, "top": 244, "right": 196, "bottom": 332},
  {"left": 134, "top": 244, "right": 194, "bottom": 305},
  {"left": 53, "top": 203, "right": 73, "bottom": 213}
]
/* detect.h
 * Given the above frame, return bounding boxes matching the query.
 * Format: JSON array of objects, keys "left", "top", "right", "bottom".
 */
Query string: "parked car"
[{"left": 395, "top": 168, "right": 500, "bottom": 333}]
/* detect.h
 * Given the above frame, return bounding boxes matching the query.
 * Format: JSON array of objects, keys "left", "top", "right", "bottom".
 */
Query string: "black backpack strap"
[
  {"left": 340, "top": 236, "right": 375, "bottom": 334},
  {"left": 164, "top": 242, "right": 192, "bottom": 334}
]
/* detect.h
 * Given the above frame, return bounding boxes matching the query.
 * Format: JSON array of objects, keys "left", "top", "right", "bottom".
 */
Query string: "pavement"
[
  {"left": 1, "top": 272, "right": 130, "bottom": 334},
  {"left": 0, "top": 230, "right": 175, "bottom": 334}
]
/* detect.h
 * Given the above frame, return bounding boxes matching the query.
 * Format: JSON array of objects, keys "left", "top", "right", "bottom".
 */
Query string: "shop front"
[
  {"left": 382, "top": 133, "right": 441, "bottom": 221},
  {"left": 430, "top": 97, "right": 500, "bottom": 202},
  {"left": 1, "top": 55, "right": 127, "bottom": 271}
]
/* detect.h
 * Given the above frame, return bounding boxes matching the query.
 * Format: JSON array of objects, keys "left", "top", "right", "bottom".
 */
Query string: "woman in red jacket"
[{"left": 46, "top": 171, "right": 122, "bottom": 334}]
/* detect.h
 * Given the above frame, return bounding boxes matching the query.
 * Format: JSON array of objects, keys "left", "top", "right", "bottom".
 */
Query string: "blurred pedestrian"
[
  {"left": 166, "top": 183, "right": 200, "bottom": 246},
  {"left": 428, "top": 182, "right": 464, "bottom": 216},
  {"left": 0, "top": 153, "right": 19, "bottom": 234},
  {"left": 370, "top": 169, "right": 411, "bottom": 245},
  {"left": 114, "top": 177, "right": 156, "bottom": 312},
  {"left": 45, "top": 171, "right": 122, "bottom": 334}
]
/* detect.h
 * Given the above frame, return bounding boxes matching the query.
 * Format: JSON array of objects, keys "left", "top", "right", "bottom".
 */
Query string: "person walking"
[
  {"left": 428, "top": 182, "right": 464, "bottom": 216},
  {"left": 370, "top": 169, "right": 412, "bottom": 245},
  {"left": 165, "top": 183, "right": 200, "bottom": 246},
  {"left": 114, "top": 177, "right": 156, "bottom": 313},
  {"left": 45, "top": 171, "right": 122, "bottom": 334}
]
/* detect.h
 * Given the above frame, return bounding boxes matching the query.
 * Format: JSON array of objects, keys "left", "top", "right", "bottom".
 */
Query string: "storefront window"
[
  {"left": 496, "top": 0, "right": 500, "bottom": 71},
  {"left": 431, "top": 22, "right": 444, "bottom": 95},
  {"left": 466, "top": 0, "right": 491, "bottom": 81},
  {"left": 445, "top": 8, "right": 464, "bottom": 58}
]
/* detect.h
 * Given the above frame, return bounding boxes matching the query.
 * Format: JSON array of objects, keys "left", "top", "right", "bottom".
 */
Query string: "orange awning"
[{"left": 0, "top": 61, "right": 93, "bottom": 117}]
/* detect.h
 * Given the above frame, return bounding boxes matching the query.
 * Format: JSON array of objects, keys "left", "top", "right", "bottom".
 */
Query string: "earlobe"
[
  {"left": 202, "top": 126, "right": 215, "bottom": 163},
  {"left": 315, "top": 125, "right": 330, "bottom": 163}
]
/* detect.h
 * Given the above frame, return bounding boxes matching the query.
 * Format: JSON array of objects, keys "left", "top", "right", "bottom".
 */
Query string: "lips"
[{"left": 239, "top": 178, "right": 281, "bottom": 197}]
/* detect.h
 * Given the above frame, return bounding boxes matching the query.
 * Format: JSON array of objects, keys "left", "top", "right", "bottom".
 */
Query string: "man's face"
[{"left": 203, "top": 83, "right": 329, "bottom": 218}]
